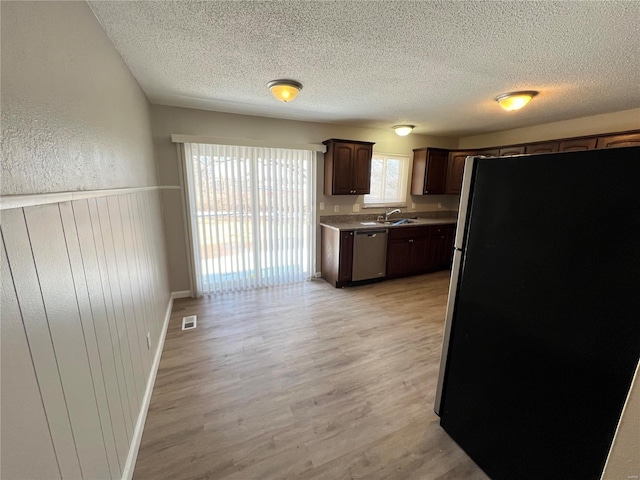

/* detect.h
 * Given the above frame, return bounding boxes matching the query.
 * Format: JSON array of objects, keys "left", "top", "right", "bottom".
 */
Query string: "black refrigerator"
[{"left": 434, "top": 146, "right": 640, "bottom": 480}]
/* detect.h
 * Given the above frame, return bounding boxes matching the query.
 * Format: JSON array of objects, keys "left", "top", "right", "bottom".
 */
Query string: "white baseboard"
[
  {"left": 121, "top": 294, "right": 173, "bottom": 480},
  {"left": 171, "top": 290, "right": 192, "bottom": 299}
]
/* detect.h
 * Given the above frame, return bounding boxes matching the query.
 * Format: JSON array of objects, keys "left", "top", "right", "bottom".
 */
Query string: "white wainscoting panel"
[{"left": 0, "top": 190, "right": 171, "bottom": 480}]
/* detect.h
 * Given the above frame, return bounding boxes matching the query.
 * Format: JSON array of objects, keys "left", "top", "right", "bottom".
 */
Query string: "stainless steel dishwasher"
[{"left": 352, "top": 229, "right": 388, "bottom": 281}]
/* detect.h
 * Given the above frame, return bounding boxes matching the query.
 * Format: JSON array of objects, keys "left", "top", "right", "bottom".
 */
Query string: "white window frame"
[{"left": 363, "top": 152, "right": 410, "bottom": 208}]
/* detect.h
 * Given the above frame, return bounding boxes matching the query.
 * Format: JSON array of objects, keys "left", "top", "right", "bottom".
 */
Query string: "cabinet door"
[
  {"left": 332, "top": 143, "right": 355, "bottom": 194},
  {"left": 442, "top": 225, "right": 456, "bottom": 268},
  {"left": 409, "top": 236, "right": 430, "bottom": 274},
  {"left": 424, "top": 149, "right": 449, "bottom": 194},
  {"left": 428, "top": 225, "right": 456, "bottom": 270},
  {"left": 499, "top": 146, "right": 525, "bottom": 156},
  {"left": 446, "top": 151, "right": 474, "bottom": 194},
  {"left": 559, "top": 137, "right": 597, "bottom": 152},
  {"left": 352, "top": 143, "right": 373, "bottom": 194},
  {"left": 596, "top": 133, "right": 640, "bottom": 149},
  {"left": 525, "top": 142, "right": 559, "bottom": 154},
  {"left": 386, "top": 238, "right": 410, "bottom": 278},
  {"left": 338, "top": 231, "right": 354, "bottom": 282},
  {"left": 476, "top": 149, "right": 500, "bottom": 157}
]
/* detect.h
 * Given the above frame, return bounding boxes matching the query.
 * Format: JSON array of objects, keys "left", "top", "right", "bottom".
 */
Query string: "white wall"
[
  {"left": 458, "top": 108, "right": 640, "bottom": 149},
  {"left": 151, "top": 104, "right": 460, "bottom": 291},
  {"left": 1, "top": 1, "right": 157, "bottom": 195},
  {"left": 0, "top": 2, "right": 170, "bottom": 479}
]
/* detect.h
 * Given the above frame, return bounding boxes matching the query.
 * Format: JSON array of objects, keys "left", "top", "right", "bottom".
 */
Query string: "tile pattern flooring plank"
[{"left": 134, "top": 273, "right": 489, "bottom": 480}]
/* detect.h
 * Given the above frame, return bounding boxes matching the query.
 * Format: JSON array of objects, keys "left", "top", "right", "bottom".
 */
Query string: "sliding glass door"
[{"left": 183, "top": 143, "right": 316, "bottom": 295}]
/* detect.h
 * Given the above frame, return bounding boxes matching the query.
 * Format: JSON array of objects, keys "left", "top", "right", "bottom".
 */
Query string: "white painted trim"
[
  {"left": 121, "top": 295, "right": 173, "bottom": 480},
  {"left": 0, "top": 186, "right": 181, "bottom": 210},
  {"left": 171, "top": 134, "right": 326, "bottom": 153},
  {"left": 171, "top": 290, "right": 192, "bottom": 299},
  {"left": 177, "top": 143, "right": 198, "bottom": 298}
]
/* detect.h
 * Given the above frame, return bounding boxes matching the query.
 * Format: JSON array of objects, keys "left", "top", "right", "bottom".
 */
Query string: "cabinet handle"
[{"left": 409, "top": 239, "right": 414, "bottom": 243}]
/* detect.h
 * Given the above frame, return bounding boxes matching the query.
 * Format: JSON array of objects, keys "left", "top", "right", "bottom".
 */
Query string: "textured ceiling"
[{"left": 88, "top": 1, "right": 640, "bottom": 137}]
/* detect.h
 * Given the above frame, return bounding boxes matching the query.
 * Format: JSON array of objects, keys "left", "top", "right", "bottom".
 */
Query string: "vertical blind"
[{"left": 184, "top": 143, "right": 316, "bottom": 295}]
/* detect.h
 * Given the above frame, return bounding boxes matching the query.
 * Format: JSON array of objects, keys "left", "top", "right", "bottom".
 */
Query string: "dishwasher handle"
[{"left": 356, "top": 229, "right": 388, "bottom": 237}]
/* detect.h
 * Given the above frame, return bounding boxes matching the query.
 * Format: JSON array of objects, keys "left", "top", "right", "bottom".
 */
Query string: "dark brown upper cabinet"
[
  {"left": 475, "top": 149, "right": 500, "bottom": 157},
  {"left": 558, "top": 137, "right": 597, "bottom": 152},
  {"left": 446, "top": 151, "right": 475, "bottom": 194},
  {"left": 410, "top": 129, "right": 639, "bottom": 197},
  {"left": 596, "top": 132, "right": 640, "bottom": 149},
  {"left": 525, "top": 142, "right": 559, "bottom": 154},
  {"left": 323, "top": 139, "right": 374, "bottom": 195},
  {"left": 411, "top": 148, "right": 449, "bottom": 195},
  {"left": 499, "top": 146, "right": 526, "bottom": 156}
]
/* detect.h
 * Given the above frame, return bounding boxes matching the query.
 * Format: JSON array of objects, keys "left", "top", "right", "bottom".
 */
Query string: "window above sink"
[{"left": 364, "top": 152, "right": 410, "bottom": 207}]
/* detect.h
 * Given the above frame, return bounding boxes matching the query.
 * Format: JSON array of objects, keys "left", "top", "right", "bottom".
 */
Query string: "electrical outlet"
[
  {"left": 334, "top": 205, "right": 339, "bottom": 213},
  {"left": 438, "top": 202, "right": 442, "bottom": 209},
  {"left": 319, "top": 202, "right": 325, "bottom": 211},
  {"left": 411, "top": 202, "right": 416, "bottom": 209},
  {"left": 353, "top": 204, "right": 360, "bottom": 212}
]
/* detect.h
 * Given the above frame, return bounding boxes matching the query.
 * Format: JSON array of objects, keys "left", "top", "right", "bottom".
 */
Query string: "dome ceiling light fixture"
[
  {"left": 267, "top": 79, "right": 302, "bottom": 103},
  {"left": 495, "top": 91, "right": 539, "bottom": 111},
  {"left": 393, "top": 125, "right": 415, "bottom": 136}
]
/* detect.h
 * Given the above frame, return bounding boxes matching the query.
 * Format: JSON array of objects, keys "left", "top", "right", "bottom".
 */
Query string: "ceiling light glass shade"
[
  {"left": 393, "top": 125, "right": 415, "bottom": 136},
  {"left": 496, "top": 91, "right": 539, "bottom": 111},
  {"left": 267, "top": 80, "right": 302, "bottom": 102}
]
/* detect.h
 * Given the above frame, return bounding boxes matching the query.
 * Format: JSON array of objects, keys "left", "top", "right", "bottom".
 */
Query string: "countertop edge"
[{"left": 319, "top": 218, "right": 457, "bottom": 232}]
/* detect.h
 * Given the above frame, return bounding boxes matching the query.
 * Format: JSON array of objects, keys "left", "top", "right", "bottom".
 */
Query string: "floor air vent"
[{"left": 182, "top": 315, "right": 197, "bottom": 330}]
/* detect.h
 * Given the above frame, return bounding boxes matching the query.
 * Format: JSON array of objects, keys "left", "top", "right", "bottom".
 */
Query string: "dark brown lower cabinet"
[
  {"left": 320, "top": 226, "right": 353, "bottom": 288},
  {"left": 386, "top": 227, "right": 431, "bottom": 279},
  {"left": 428, "top": 224, "right": 456, "bottom": 270},
  {"left": 321, "top": 223, "right": 456, "bottom": 288}
]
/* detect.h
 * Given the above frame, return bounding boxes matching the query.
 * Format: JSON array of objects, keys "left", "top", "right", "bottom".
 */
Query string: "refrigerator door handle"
[{"left": 434, "top": 248, "right": 464, "bottom": 415}]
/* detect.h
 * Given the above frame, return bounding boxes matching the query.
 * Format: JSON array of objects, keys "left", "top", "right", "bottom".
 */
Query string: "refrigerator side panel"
[
  {"left": 453, "top": 156, "right": 476, "bottom": 250},
  {"left": 434, "top": 248, "right": 464, "bottom": 415}
]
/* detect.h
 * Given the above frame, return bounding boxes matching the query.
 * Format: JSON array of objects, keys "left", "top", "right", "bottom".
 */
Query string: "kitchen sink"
[{"left": 377, "top": 218, "right": 417, "bottom": 225}]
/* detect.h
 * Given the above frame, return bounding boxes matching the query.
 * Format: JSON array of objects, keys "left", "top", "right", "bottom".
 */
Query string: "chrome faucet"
[{"left": 384, "top": 208, "right": 402, "bottom": 221}]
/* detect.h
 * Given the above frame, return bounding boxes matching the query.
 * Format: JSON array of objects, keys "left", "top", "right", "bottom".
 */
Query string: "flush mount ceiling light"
[
  {"left": 267, "top": 79, "right": 302, "bottom": 103},
  {"left": 393, "top": 125, "right": 415, "bottom": 136},
  {"left": 495, "top": 91, "right": 539, "bottom": 111}
]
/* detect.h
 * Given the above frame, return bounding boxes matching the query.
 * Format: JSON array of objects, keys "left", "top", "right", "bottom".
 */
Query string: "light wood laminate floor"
[{"left": 134, "top": 272, "right": 490, "bottom": 480}]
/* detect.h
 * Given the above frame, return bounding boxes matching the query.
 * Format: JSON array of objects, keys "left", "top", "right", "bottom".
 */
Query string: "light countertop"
[{"left": 320, "top": 215, "right": 457, "bottom": 232}]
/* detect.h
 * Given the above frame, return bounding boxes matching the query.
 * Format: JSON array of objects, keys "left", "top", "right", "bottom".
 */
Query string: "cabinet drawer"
[
  {"left": 388, "top": 226, "right": 430, "bottom": 240},
  {"left": 431, "top": 224, "right": 455, "bottom": 236}
]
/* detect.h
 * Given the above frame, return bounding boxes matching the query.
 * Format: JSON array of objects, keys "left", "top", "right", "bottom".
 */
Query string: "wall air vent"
[{"left": 182, "top": 315, "right": 197, "bottom": 330}]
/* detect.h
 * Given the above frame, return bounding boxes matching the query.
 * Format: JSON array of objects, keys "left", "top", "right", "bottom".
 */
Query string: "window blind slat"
[{"left": 184, "top": 143, "right": 315, "bottom": 295}]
